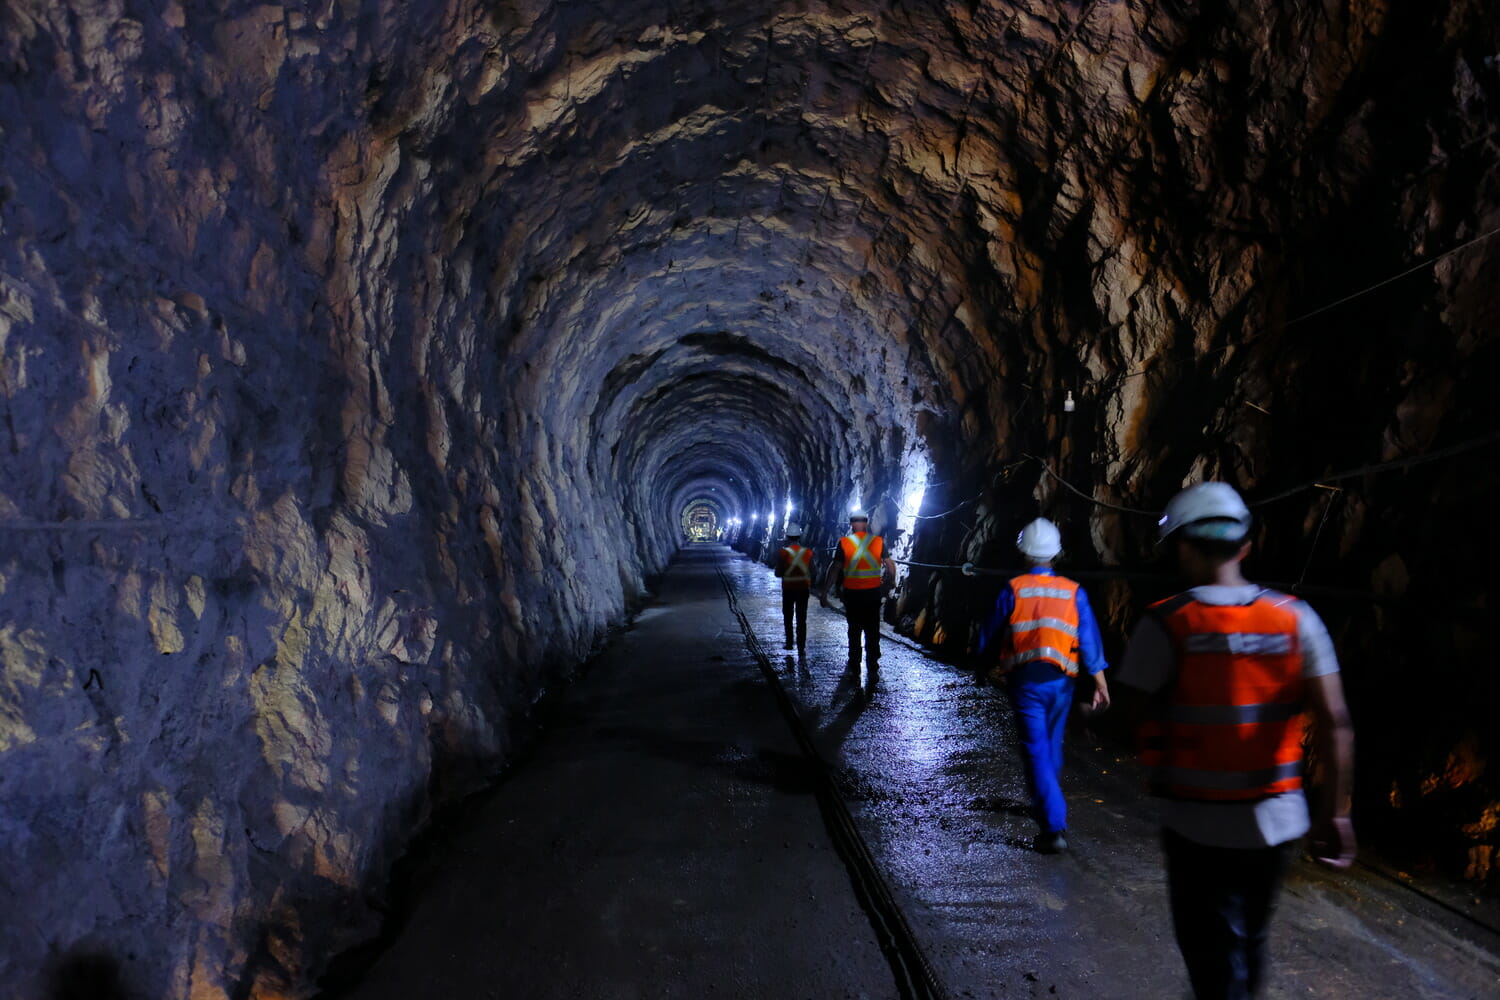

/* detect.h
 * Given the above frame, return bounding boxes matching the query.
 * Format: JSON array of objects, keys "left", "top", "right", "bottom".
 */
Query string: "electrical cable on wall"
[
  {"left": 1106, "top": 224, "right": 1500, "bottom": 387},
  {"left": 876, "top": 426, "right": 1500, "bottom": 603},
  {"left": 1022, "top": 427, "right": 1500, "bottom": 517}
]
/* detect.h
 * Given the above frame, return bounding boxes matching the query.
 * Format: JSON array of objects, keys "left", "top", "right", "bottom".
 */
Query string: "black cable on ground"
[{"left": 715, "top": 563, "right": 951, "bottom": 1000}]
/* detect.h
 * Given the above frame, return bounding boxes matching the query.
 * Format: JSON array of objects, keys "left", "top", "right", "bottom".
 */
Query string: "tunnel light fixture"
[
  {"left": 896, "top": 458, "right": 932, "bottom": 542},
  {"left": 784, "top": 499, "right": 794, "bottom": 518},
  {"left": 766, "top": 509, "right": 774, "bottom": 521},
  {"left": 750, "top": 512, "right": 758, "bottom": 520}
]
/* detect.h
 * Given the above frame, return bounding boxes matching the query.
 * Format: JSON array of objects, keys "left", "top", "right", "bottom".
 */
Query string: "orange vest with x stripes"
[
  {"left": 838, "top": 532, "right": 884, "bottom": 590},
  {"left": 779, "top": 545, "right": 813, "bottom": 590}
]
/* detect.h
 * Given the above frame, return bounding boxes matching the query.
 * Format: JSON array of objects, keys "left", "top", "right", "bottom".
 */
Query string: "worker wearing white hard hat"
[
  {"left": 774, "top": 524, "right": 815, "bottom": 658},
  {"left": 978, "top": 517, "right": 1110, "bottom": 854},
  {"left": 1117, "top": 481, "right": 1356, "bottom": 999},
  {"left": 1155, "top": 480, "right": 1253, "bottom": 544}
]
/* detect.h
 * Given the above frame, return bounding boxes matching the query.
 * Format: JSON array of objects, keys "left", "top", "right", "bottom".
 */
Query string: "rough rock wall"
[
  {"left": 899, "top": 0, "right": 1500, "bottom": 886},
  {"left": 2, "top": 0, "right": 1498, "bottom": 997},
  {"left": 0, "top": 2, "right": 622, "bottom": 995}
]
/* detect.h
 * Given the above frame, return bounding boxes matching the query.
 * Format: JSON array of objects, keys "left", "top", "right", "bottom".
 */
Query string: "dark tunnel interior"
[{"left": 1, "top": 1, "right": 1498, "bottom": 995}]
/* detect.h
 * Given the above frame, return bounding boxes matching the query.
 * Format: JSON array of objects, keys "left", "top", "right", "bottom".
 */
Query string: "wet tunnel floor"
[{"left": 329, "top": 546, "right": 1500, "bottom": 1000}]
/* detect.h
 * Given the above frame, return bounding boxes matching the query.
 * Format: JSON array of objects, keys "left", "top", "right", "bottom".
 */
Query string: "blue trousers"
[{"left": 1008, "top": 664, "right": 1074, "bottom": 834}]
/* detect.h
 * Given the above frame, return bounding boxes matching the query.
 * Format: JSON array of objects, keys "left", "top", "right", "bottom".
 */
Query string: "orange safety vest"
[
  {"left": 779, "top": 545, "right": 813, "bottom": 590},
  {"left": 1139, "top": 591, "right": 1306, "bottom": 802},
  {"left": 838, "top": 532, "right": 884, "bottom": 590},
  {"left": 997, "top": 574, "right": 1081, "bottom": 677}
]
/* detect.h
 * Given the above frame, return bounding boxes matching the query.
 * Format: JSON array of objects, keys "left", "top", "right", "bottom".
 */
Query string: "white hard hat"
[
  {"left": 786, "top": 523, "right": 803, "bottom": 536},
  {"left": 849, "top": 512, "right": 869, "bottom": 521},
  {"left": 1017, "top": 518, "right": 1062, "bottom": 560},
  {"left": 1158, "top": 482, "right": 1251, "bottom": 543}
]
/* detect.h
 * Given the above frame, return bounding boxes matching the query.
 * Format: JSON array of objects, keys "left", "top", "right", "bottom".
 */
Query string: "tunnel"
[{"left": 2, "top": 1, "right": 1499, "bottom": 997}]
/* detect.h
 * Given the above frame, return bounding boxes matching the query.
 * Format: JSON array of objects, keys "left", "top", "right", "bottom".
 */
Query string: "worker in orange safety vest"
[
  {"left": 819, "top": 512, "right": 896, "bottom": 673},
  {"left": 774, "top": 524, "right": 815, "bottom": 658},
  {"left": 978, "top": 517, "right": 1109, "bottom": 854},
  {"left": 1116, "top": 481, "right": 1356, "bottom": 1000}
]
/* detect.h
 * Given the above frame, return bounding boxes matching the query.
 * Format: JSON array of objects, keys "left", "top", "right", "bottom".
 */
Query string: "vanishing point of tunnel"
[{"left": 2, "top": 2, "right": 1499, "bottom": 998}]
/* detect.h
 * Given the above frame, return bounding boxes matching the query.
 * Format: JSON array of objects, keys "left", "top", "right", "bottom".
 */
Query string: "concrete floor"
[{"left": 326, "top": 545, "right": 1500, "bottom": 999}]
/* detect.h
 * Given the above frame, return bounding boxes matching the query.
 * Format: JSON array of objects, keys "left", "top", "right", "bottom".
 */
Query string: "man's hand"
[
  {"left": 1307, "top": 672, "right": 1356, "bottom": 869},
  {"left": 1310, "top": 815, "right": 1356, "bottom": 869},
  {"left": 1087, "top": 672, "right": 1111, "bottom": 713}
]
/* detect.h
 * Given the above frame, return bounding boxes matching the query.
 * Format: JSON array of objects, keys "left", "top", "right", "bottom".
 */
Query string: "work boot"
[
  {"left": 797, "top": 646, "right": 806, "bottom": 659},
  {"left": 784, "top": 640, "right": 794, "bottom": 650},
  {"left": 1034, "top": 831, "right": 1068, "bottom": 854}
]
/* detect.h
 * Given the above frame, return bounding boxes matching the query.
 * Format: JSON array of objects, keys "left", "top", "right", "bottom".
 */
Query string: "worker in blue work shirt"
[{"left": 978, "top": 518, "right": 1110, "bottom": 854}]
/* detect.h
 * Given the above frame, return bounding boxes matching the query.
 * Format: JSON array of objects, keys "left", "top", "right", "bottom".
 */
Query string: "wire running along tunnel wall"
[{"left": 0, "top": 1, "right": 1497, "bottom": 996}]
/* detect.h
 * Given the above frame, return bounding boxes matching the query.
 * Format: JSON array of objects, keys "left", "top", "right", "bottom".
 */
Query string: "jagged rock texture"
[{"left": 1, "top": 1, "right": 1497, "bottom": 996}]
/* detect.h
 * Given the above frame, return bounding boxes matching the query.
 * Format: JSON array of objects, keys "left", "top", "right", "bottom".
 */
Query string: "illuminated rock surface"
[{"left": 0, "top": 1, "right": 1497, "bottom": 996}]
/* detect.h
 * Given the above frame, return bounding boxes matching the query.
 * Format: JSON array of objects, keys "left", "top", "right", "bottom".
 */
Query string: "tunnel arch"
[{"left": 1, "top": 2, "right": 1497, "bottom": 995}]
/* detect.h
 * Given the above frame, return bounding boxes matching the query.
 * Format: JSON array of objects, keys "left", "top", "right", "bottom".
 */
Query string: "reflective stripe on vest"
[
  {"left": 781, "top": 545, "right": 812, "bottom": 587},
  {"left": 999, "top": 574, "right": 1081, "bottom": 677},
  {"left": 1153, "top": 760, "right": 1303, "bottom": 793},
  {"left": 1141, "top": 590, "right": 1306, "bottom": 802},
  {"left": 1184, "top": 633, "right": 1294, "bottom": 655},
  {"left": 839, "top": 533, "right": 884, "bottom": 590},
  {"left": 1017, "top": 586, "right": 1075, "bottom": 601},
  {"left": 1011, "top": 617, "right": 1079, "bottom": 637}
]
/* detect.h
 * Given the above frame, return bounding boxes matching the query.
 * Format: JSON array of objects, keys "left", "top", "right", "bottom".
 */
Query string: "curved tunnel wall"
[{"left": 1, "top": 1, "right": 1497, "bottom": 995}]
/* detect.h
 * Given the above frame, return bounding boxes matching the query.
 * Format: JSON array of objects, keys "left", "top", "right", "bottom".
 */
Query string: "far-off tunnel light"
[{"left": 1063, "top": 390, "right": 1076, "bottom": 413}]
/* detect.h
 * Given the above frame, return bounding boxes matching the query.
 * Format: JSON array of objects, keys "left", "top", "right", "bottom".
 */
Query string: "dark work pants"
[
  {"left": 842, "top": 588, "right": 883, "bottom": 666},
  {"left": 1163, "top": 827, "right": 1293, "bottom": 1000},
  {"left": 782, "top": 587, "right": 809, "bottom": 649}
]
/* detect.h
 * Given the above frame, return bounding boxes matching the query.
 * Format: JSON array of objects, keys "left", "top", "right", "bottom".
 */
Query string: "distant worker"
[
  {"left": 774, "top": 524, "right": 815, "bottom": 657},
  {"left": 819, "top": 512, "right": 896, "bottom": 673},
  {"left": 978, "top": 517, "right": 1109, "bottom": 854},
  {"left": 1116, "top": 482, "right": 1355, "bottom": 1000}
]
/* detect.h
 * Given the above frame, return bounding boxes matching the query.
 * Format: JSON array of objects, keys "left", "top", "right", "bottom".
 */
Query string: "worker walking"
[
  {"left": 1116, "top": 482, "right": 1356, "bottom": 1000},
  {"left": 819, "top": 513, "right": 896, "bottom": 673},
  {"left": 774, "top": 525, "right": 815, "bottom": 657},
  {"left": 978, "top": 517, "right": 1110, "bottom": 854}
]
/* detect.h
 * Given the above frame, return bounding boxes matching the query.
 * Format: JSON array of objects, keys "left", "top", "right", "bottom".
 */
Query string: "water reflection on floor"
[{"left": 722, "top": 548, "right": 1500, "bottom": 1000}]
